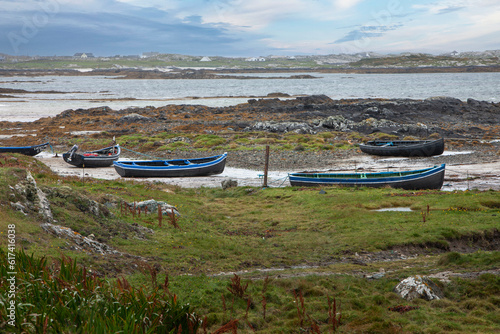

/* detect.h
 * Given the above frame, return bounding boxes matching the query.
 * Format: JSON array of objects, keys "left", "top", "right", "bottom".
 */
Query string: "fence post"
[
  {"left": 263, "top": 145, "right": 270, "bottom": 187},
  {"left": 158, "top": 205, "right": 162, "bottom": 227}
]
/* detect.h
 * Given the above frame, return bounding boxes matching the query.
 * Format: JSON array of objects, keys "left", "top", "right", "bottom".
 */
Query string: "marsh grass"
[{"left": 0, "top": 249, "right": 201, "bottom": 333}]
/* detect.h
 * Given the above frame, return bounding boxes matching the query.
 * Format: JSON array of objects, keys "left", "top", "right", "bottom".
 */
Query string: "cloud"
[
  {"left": 0, "top": 6, "right": 245, "bottom": 56},
  {"left": 412, "top": 0, "right": 499, "bottom": 15},
  {"left": 334, "top": 24, "right": 403, "bottom": 43},
  {"left": 334, "top": 0, "right": 365, "bottom": 10},
  {"left": 0, "top": 0, "right": 499, "bottom": 56},
  {"left": 436, "top": 6, "right": 465, "bottom": 14}
]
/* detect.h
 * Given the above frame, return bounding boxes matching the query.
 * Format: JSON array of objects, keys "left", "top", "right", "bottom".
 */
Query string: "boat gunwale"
[
  {"left": 0, "top": 142, "right": 50, "bottom": 150},
  {"left": 288, "top": 164, "right": 445, "bottom": 184},
  {"left": 113, "top": 152, "right": 227, "bottom": 171}
]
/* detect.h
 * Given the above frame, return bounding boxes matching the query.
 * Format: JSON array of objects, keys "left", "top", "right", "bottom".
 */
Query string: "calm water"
[{"left": 1, "top": 71, "right": 499, "bottom": 122}]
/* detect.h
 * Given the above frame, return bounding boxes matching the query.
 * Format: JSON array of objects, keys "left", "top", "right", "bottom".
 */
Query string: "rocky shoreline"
[{"left": 2, "top": 94, "right": 499, "bottom": 189}]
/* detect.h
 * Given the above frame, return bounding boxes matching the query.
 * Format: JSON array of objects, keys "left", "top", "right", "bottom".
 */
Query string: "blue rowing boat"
[
  {"left": 113, "top": 152, "right": 227, "bottom": 177},
  {"left": 0, "top": 142, "right": 49, "bottom": 156},
  {"left": 289, "top": 164, "right": 445, "bottom": 190}
]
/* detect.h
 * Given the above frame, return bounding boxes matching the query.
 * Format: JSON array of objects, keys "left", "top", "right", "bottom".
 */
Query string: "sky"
[{"left": 1, "top": 0, "right": 499, "bottom": 57}]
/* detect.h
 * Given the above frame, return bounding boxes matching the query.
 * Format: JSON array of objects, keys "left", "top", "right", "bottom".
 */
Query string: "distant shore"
[{"left": 1, "top": 65, "right": 500, "bottom": 79}]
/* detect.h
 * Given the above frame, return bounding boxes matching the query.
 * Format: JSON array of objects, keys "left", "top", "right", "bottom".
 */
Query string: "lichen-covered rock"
[
  {"left": 12, "top": 171, "right": 54, "bottom": 222},
  {"left": 129, "top": 199, "right": 179, "bottom": 216},
  {"left": 394, "top": 275, "right": 444, "bottom": 301},
  {"left": 247, "top": 121, "right": 314, "bottom": 134},
  {"left": 41, "top": 223, "right": 120, "bottom": 255},
  {"left": 118, "top": 113, "right": 154, "bottom": 123},
  {"left": 43, "top": 186, "right": 112, "bottom": 218},
  {"left": 319, "top": 115, "right": 355, "bottom": 131}
]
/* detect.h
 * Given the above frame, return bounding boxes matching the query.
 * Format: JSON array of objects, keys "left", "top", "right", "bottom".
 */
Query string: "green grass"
[
  {"left": 0, "top": 250, "right": 201, "bottom": 333},
  {"left": 0, "top": 156, "right": 499, "bottom": 333},
  {"left": 55, "top": 131, "right": 370, "bottom": 154}
]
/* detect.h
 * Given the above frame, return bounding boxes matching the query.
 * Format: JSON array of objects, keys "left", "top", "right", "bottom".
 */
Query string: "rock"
[
  {"left": 44, "top": 186, "right": 112, "bottom": 218},
  {"left": 41, "top": 223, "right": 120, "bottom": 255},
  {"left": 296, "top": 94, "right": 334, "bottom": 105},
  {"left": 320, "top": 115, "right": 355, "bottom": 131},
  {"left": 394, "top": 275, "right": 444, "bottom": 301},
  {"left": 247, "top": 121, "right": 314, "bottom": 134},
  {"left": 118, "top": 113, "right": 154, "bottom": 123},
  {"left": 165, "top": 136, "right": 192, "bottom": 144},
  {"left": 425, "top": 96, "right": 462, "bottom": 105},
  {"left": 130, "top": 199, "right": 179, "bottom": 216},
  {"left": 10, "top": 202, "right": 27, "bottom": 215},
  {"left": 13, "top": 171, "right": 54, "bottom": 222},
  {"left": 366, "top": 268, "right": 385, "bottom": 279},
  {"left": 221, "top": 179, "right": 238, "bottom": 190}
]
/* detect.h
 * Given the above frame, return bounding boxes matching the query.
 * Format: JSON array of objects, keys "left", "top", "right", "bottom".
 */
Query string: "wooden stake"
[
  {"left": 263, "top": 145, "right": 270, "bottom": 187},
  {"left": 158, "top": 205, "right": 162, "bottom": 227}
]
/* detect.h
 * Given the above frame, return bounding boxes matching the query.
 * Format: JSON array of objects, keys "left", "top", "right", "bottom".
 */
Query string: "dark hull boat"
[
  {"left": 113, "top": 152, "right": 227, "bottom": 177},
  {"left": 63, "top": 144, "right": 121, "bottom": 167},
  {"left": 289, "top": 164, "right": 445, "bottom": 190},
  {"left": 0, "top": 142, "right": 49, "bottom": 156},
  {"left": 359, "top": 138, "right": 444, "bottom": 157}
]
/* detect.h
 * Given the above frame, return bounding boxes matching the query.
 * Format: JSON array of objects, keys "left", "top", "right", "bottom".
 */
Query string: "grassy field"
[{"left": 0, "top": 153, "right": 499, "bottom": 333}]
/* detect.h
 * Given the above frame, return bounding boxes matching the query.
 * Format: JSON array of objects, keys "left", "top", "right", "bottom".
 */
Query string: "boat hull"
[
  {"left": 359, "top": 138, "right": 444, "bottom": 157},
  {"left": 289, "top": 164, "right": 445, "bottom": 190},
  {"left": 0, "top": 142, "right": 49, "bottom": 156},
  {"left": 63, "top": 145, "right": 120, "bottom": 167},
  {"left": 113, "top": 153, "right": 227, "bottom": 177}
]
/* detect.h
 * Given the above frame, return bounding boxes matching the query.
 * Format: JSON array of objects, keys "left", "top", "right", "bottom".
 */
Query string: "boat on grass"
[
  {"left": 113, "top": 152, "right": 227, "bottom": 177},
  {"left": 0, "top": 142, "right": 50, "bottom": 156},
  {"left": 359, "top": 138, "right": 444, "bottom": 157},
  {"left": 288, "top": 164, "right": 445, "bottom": 190},
  {"left": 63, "top": 144, "right": 121, "bottom": 167}
]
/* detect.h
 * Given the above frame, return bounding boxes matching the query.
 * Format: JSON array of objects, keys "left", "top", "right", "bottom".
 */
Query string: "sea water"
[{"left": 1, "top": 71, "right": 499, "bottom": 122}]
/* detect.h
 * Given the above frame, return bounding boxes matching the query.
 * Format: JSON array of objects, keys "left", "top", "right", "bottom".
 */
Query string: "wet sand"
[{"left": 35, "top": 151, "right": 500, "bottom": 191}]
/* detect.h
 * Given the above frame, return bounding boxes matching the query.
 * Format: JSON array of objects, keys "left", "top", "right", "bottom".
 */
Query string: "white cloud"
[
  {"left": 333, "top": 0, "right": 364, "bottom": 10},
  {"left": 412, "top": 0, "right": 500, "bottom": 15},
  {"left": 189, "top": 0, "right": 308, "bottom": 30},
  {"left": 115, "top": 0, "right": 178, "bottom": 11}
]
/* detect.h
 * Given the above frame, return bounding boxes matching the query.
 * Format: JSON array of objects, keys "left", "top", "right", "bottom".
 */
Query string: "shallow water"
[
  {"left": 2, "top": 72, "right": 500, "bottom": 122},
  {"left": 375, "top": 207, "right": 413, "bottom": 212}
]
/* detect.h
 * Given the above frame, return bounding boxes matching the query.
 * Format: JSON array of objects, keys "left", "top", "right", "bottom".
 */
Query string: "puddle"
[
  {"left": 69, "top": 131, "right": 103, "bottom": 135},
  {"left": 375, "top": 207, "right": 412, "bottom": 212}
]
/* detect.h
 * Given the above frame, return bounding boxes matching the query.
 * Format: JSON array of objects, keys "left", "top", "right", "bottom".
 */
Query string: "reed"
[{"left": 0, "top": 249, "right": 201, "bottom": 333}]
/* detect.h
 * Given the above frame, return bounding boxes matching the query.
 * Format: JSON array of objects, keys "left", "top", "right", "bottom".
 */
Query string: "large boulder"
[{"left": 394, "top": 275, "right": 444, "bottom": 301}]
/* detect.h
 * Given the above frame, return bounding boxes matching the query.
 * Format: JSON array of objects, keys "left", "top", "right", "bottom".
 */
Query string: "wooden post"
[
  {"left": 263, "top": 145, "right": 270, "bottom": 187},
  {"left": 158, "top": 205, "right": 162, "bottom": 227}
]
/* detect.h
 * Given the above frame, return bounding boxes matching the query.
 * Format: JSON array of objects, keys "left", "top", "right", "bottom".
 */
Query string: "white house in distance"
[
  {"left": 200, "top": 56, "right": 212, "bottom": 62},
  {"left": 73, "top": 53, "right": 95, "bottom": 59},
  {"left": 245, "top": 57, "right": 266, "bottom": 62},
  {"left": 142, "top": 52, "right": 160, "bottom": 58}
]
